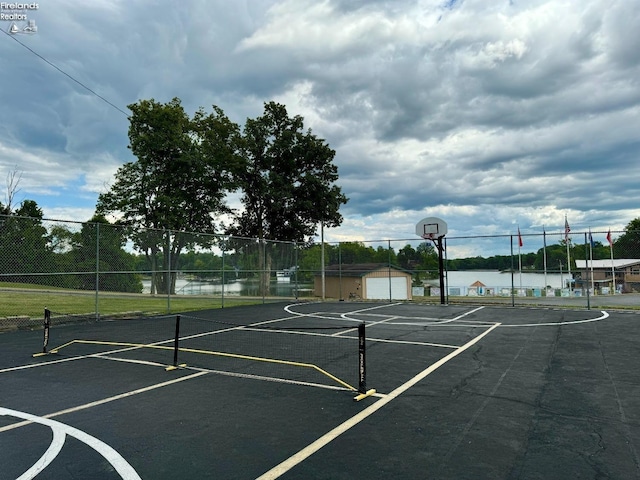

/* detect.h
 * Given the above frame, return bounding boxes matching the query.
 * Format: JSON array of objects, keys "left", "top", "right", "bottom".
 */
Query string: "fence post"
[
  {"left": 294, "top": 241, "right": 299, "bottom": 300},
  {"left": 166, "top": 229, "right": 171, "bottom": 313},
  {"left": 585, "top": 232, "right": 591, "bottom": 310},
  {"left": 95, "top": 222, "right": 100, "bottom": 320},
  {"left": 338, "top": 242, "right": 343, "bottom": 301},
  {"left": 388, "top": 239, "right": 392, "bottom": 303},
  {"left": 221, "top": 242, "right": 225, "bottom": 308},
  {"left": 510, "top": 235, "right": 515, "bottom": 307}
]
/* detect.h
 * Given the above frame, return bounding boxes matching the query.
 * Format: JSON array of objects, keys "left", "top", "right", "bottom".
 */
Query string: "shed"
[
  {"left": 314, "top": 263, "right": 413, "bottom": 300},
  {"left": 468, "top": 280, "right": 487, "bottom": 296}
]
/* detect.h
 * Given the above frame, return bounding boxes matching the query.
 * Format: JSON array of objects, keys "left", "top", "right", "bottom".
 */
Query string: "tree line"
[
  {"left": 3, "top": 95, "right": 640, "bottom": 293},
  {"left": 2, "top": 201, "right": 640, "bottom": 293},
  {"left": 1, "top": 98, "right": 347, "bottom": 294},
  {"left": 96, "top": 99, "right": 347, "bottom": 294}
]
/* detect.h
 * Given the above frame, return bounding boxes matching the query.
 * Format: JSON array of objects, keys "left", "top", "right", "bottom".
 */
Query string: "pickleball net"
[{"left": 36, "top": 309, "right": 373, "bottom": 400}]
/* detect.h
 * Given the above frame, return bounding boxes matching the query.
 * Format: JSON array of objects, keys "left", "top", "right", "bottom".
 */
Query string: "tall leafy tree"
[
  {"left": 71, "top": 215, "right": 142, "bottom": 293},
  {"left": 613, "top": 218, "right": 640, "bottom": 258},
  {"left": 97, "top": 98, "right": 241, "bottom": 294},
  {"left": 230, "top": 102, "right": 347, "bottom": 294},
  {"left": 0, "top": 200, "right": 53, "bottom": 283},
  {"left": 232, "top": 102, "right": 347, "bottom": 240}
]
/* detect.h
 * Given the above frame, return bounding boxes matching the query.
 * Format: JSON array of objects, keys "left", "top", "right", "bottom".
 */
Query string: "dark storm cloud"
[{"left": 1, "top": 0, "right": 639, "bottom": 249}]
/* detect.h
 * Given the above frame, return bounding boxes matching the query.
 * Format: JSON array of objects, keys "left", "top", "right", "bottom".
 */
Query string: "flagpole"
[{"left": 518, "top": 226, "right": 523, "bottom": 295}]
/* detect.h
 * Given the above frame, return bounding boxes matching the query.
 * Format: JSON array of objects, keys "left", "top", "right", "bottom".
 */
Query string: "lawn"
[{"left": 0, "top": 283, "right": 256, "bottom": 319}]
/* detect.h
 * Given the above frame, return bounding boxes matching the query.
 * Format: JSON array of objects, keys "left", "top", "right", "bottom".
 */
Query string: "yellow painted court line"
[
  {"left": 40, "top": 339, "right": 358, "bottom": 392},
  {"left": 180, "top": 364, "right": 362, "bottom": 392},
  {"left": 173, "top": 345, "right": 358, "bottom": 392},
  {"left": 0, "top": 371, "right": 208, "bottom": 433},
  {"left": 256, "top": 322, "right": 501, "bottom": 480},
  {"left": 25, "top": 324, "right": 360, "bottom": 392}
]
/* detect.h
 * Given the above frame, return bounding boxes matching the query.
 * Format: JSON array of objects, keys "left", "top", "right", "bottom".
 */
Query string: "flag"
[
  {"left": 564, "top": 217, "right": 571, "bottom": 241},
  {"left": 518, "top": 228, "right": 523, "bottom": 247},
  {"left": 606, "top": 230, "right": 613, "bottom": 247},
  {"left": 589, "top": 230, "right": 594, "bottom": 248}
]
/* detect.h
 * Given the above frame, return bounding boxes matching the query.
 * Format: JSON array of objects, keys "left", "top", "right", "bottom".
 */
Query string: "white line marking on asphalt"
[
  {"left": 0, "top": 371, "right": 208, "bottom": 433},
  {"left": 498, "top": 310, "right": 609, "bottom": 327},
  {"left": 255, "top": 322, "right": 501, "bottom": 480},
  {"left": 16, "top": 423, "right": 65, "bottom": 480},
  {"left": 1, "top": 407, "right": 142, "bottom": 480}
]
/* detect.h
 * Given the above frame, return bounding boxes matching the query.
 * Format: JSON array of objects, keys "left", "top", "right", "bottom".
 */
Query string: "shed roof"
[{"left": 319, "top": 263, "right": 410, "bottom": 277}]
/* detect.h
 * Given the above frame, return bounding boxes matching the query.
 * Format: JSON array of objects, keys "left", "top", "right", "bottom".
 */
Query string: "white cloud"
[{"left": 1, "top": 0, "right": 639, "bottom": 255}]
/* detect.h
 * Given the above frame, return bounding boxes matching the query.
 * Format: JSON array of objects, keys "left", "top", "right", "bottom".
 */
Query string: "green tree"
[
  {"left": 230, "top": 102, "right": 347, "bottom": 294},
  {"left": 613, "top": 219, "right": 640, "bottom": 258},
  {"left": 0, "top": 200, "right": 54, "bottom": 284},
  {"left": 529, "top": 239, "right": 573, "bottom": 273},
  {"left": 97, "top": 98, "right": 240, "bottom": 294},
  {"left": 48, "top": 224, "right": 82, "bottom": 289},
  {"left": 70, "top": 216, "right": 142, "bottom": 293}
]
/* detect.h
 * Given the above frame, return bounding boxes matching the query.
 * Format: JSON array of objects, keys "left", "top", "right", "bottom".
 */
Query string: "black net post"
[
  {"left": 358, "top": 322, "right": 366, "bottom": 394},
  {"left": 172, "top": 315, "right": 181, "bottom": 367},
  {"left": 42, "top": 308, "right": 51, "bottom": 354}
]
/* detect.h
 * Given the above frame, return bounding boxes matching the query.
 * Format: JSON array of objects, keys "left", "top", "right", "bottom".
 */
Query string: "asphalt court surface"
[{"left": 2, "top": 302, "right": 640, "bottom": 479}]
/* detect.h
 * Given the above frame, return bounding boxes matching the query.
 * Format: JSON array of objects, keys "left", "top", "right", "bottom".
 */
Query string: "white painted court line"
[
  {"left": 1, "top": 407, "right": 142, "bottom": 480},
  {"left": 284, "top": 302, "right": 355, "bottom": 322},
  {"left": 339, "top": 303, "right": 403, "bottom": 321},
  {"left": 440, "top": 305, "right": 486, "bottom": 323},
  {"left": 16, "top": 423, "right": 65, "bottom": 480},
  {"left": 0, "top": 371, "right": 208, "bottom": 433},
  {"left": 366, "top": 336, "right": 460, "bottom": 349},
  {"left": 284, "top": 302, "right": 404, "bottom": 324},
  {"left": 388, "top": 305, "right": 487, "bottom": 326},
  {"left": 256, "top": 322, "right": 502, "bottom": 480},
  {"left": 0, "top": 313, "right": 316, "bottom": 376},
  {"left": 498, "top": 310, "right": 609, "bottom": 327}
]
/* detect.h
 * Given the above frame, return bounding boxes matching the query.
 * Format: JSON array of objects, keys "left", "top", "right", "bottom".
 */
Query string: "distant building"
[
  {"left": 574, "top": 259, "right": 640, "bottom": 293},
  {"left": 314, "top": 263, "right": 412, "bottom": 300}
]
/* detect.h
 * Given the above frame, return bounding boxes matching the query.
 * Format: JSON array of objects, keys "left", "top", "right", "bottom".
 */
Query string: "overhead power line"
[{"left": 2, "top": 29, "right": 130, "bottom": 118}]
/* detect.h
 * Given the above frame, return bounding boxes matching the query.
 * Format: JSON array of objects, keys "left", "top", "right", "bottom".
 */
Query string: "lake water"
[
  {"left": 444, "top": 270, "right": 565, "bottom": 290},
  {"left": 142, "top": 271, "right": 566, "bottom": 297},
  {"left": 142, "top": 278, "right": 312, "bottom": 297}
]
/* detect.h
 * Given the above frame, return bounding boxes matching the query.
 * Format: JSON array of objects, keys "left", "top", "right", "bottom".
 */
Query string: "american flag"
[
  {"left": 518, "top": 228, "right": 523, "bottom": 248},
  {"left": 606, "top": 230, "right": 613, "bottom": 247},
  {"left": 564, "top": 217, "right": 570, "bottom": 241}
]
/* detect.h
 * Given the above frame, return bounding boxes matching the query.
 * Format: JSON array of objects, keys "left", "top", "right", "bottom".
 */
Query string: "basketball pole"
[{"left": 415, "top": 217, "right": 448, "bottom": 306}]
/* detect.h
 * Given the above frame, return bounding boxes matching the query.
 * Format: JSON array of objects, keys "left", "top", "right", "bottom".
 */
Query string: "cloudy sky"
[{"left": 1, "top": 0, "right": 639, "bottom": 255}]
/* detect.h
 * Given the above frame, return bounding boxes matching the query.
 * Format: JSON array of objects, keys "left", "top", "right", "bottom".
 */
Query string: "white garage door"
[{"left": 366, "top": 277, "right": 408, "bottom": 300}]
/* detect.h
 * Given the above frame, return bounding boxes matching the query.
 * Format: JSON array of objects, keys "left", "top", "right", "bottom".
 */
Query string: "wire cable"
[{"left": 2, "top": 28, "right": 130, "bottom": 118}]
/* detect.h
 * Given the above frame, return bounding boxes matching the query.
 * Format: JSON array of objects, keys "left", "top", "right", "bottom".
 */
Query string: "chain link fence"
[
  {"left": 1, "top": 213, "right": 638, "bottom": 331},
  {"left": 296, "top": 229, "right": 639, "bottom": 310},
  {"left": 0, "top": 215, "right": 300, "bottom": 330}
]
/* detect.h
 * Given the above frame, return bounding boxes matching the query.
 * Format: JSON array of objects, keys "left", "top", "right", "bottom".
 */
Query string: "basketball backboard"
[{"left": 415, "top": 217, "right": 447, "bottom": 240}]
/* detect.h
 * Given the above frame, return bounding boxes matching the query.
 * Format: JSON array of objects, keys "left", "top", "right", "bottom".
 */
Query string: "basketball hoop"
[
  {"left": 415, "top": 216, "right": 448, "bottom": 306},
  {"left": 415, "top": 217, "right": 447, "bottom": 240}
]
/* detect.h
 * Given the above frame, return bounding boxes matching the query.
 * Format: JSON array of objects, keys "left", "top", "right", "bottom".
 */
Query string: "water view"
[{"left": 141, "top": 278, "right": 313, "bottom": 297}]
